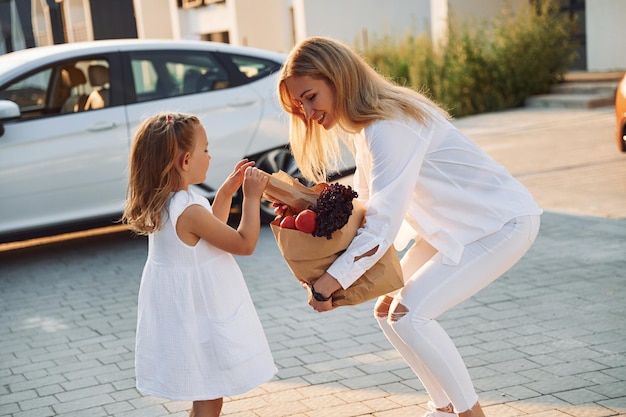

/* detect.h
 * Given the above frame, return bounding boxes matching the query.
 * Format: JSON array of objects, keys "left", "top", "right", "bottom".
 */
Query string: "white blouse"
[{"left": 326, "top": 109, "right": 542, "bottom": 289}]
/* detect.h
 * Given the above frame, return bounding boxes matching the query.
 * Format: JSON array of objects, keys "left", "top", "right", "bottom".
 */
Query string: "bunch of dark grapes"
[{"left": 312, "top": 183, "right": 358, "bottom": 239}]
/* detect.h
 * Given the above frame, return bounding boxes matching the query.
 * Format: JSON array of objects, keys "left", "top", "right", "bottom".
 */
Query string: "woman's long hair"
[
  {"left": 278, "top": 36, "right": 448, "bottom": 183},
  {"left": 122, "top": 112, "right": 200, "bottom": 235}
]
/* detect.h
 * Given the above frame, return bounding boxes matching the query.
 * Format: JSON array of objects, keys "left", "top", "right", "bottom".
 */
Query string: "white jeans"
[{"left": 376, "top": 215, "right": 541, "bottom": 413}]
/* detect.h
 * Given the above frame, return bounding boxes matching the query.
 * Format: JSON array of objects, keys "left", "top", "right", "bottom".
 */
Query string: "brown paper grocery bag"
[
  {"left": 270, "top": 201, "right": 404, "bottom": 306},
  {"left": 262, "top": 170, "right": 319, "bottom": 212}
]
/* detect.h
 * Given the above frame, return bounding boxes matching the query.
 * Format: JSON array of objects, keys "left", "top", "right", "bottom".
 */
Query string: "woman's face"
[{"left": 284, "top": 75, "right": 336, "bottom": 130}]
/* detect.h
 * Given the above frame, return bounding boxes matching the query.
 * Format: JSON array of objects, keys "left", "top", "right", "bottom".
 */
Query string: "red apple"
[
  {"left": 279, "top": 215, "right": 297, "bottom": 229},
  {"left": 295, "top": 209, "right": 317, "bottom": 234}
]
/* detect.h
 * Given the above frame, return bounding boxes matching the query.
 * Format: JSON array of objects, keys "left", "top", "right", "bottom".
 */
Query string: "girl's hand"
[
  {"left": 242, "top": 166, "right": 269, "bottom": 200},
  {"left": 222, "top": 159, "right": 255, "bottom": 196}
]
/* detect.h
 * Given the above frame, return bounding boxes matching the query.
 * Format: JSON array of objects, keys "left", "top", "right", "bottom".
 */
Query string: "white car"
[{"left": 0, "top": 39, "right": 308, "bottom": 242}]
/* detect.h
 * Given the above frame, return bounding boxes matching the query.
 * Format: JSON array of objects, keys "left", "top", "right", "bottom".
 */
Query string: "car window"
[
  {"left": 129, "top": 51, "right": 230, "bottom": 103},
  {"left": 220, "top": 54, "right": 282, "bottom": 83},
  {"left": 81, "top": 60, "right": 111, "bottom": 112},
  {"left": 0, "top": 58, "right": 111, "bottom": 119}
]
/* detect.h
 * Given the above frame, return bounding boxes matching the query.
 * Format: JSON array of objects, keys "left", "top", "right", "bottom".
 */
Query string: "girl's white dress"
[{"left": 135, "top": 189, "right": 277, "bottom": 401}]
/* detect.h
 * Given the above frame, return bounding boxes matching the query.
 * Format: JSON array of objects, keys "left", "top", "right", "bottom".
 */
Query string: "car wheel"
[{"left": 254, "top": 147, "right": 310, "bottom": 223}]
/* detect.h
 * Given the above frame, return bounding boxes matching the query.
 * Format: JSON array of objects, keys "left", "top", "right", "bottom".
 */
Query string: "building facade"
[{"left": 1, "top": 0, "right": 624, "bottom": 72}]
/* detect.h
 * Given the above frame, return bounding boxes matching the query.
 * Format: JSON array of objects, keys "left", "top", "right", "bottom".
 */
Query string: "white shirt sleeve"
[{"left": 327, "top": 119, "right": 431, "bottom": 289}]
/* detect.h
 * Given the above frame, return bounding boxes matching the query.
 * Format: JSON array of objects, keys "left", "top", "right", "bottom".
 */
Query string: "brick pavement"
[
  {"left": 1, "top": 107, "right": 625, "bottom": 417},
  {"left": 1, "top": 211, "right": 624, "bottom": 417},
  {"left": 453, "top": 107, "right": 626, "bottom": 220}
]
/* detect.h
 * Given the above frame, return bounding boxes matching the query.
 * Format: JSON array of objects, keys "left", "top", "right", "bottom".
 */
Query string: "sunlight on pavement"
[{"left": 22, "top": 316, "right": 69, "bottom": 332}]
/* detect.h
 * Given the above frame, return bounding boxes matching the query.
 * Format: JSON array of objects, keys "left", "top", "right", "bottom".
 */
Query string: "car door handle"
[
  {"left": 87, "top": 121, "right": 117, "bottom": 132},
  {"left": 227, "top": 99, "right": 256, "bottom": 107}
]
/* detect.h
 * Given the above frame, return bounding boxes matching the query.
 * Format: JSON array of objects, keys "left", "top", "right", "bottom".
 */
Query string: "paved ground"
[
  {"left": 452, "top": 106, "right": 625, "bottom": 220},
  {"left": 0, "top": 106, "right": 624, "bottom": 417}
]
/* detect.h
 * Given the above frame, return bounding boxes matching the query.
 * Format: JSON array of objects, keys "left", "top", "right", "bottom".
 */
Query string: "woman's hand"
[
  {"left": 307, "top": 272, "right": 342, "bottom": 312},
  {"left": 307, "top": 286, "right": 335, "bottom": 312},
  {"left": 272, "top": 201, "right": 290, "bottom": 217}
]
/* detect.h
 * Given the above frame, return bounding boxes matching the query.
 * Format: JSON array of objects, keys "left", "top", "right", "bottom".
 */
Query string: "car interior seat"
[
  {"left": 212, "top": 80, "right": 229, "bottom": 90},
  {"left": 183, "top": 68, "right": 214, "bottom": 95},
  {"left": 60, "top": 67, "right": 88, "bottom": 113},
  {"left": 183, "top": 69, "right": 202, "bottom": 94},
  {"left": 196, "top": 73, "right": 212, "bottom": 92},
  {"left": 84, "top": 64, "right": 110, "bottom": 110}
]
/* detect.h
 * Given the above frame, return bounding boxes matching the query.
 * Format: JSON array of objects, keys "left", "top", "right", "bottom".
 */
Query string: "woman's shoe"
[{"left": 424, "top": 401, "right": 455, "bottom": 417}]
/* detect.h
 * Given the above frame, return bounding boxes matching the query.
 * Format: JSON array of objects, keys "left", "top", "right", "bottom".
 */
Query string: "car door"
[
  {"left": 121, "top": 49, "right": 264, "bottom": 195},
  {"left": 0, "top": 53, "right": 129, "bottom": 236}
]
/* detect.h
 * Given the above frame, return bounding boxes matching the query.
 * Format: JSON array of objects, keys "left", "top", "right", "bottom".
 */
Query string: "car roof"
[{"left": 0, "top": 39, "right": 286, "bottom": 81}]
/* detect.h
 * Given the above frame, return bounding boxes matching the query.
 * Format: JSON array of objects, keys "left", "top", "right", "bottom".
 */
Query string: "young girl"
[
  {"left": 122, "top": 112, "right": 277, "bottom": 417},
  {"left": 276, "top": 37, "right": 542, "bottom": 417}
]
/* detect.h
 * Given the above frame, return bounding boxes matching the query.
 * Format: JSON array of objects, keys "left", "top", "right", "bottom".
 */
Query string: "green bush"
[{"left": 362, "top": 0, "right": 578, "bottom": 118}]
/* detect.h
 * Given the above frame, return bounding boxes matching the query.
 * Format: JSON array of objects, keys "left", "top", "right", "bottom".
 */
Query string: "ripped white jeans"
[{"left": 375, "top": 215, "right": 540, "bottom": 413}]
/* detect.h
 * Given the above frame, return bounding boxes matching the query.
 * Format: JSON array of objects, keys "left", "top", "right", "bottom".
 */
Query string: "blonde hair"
[
  {"left": 278, "top": 36, "right": 449, "bottom": 183},
  {"left": 122, "top": 112, "right": 200, "bottom": 235}
]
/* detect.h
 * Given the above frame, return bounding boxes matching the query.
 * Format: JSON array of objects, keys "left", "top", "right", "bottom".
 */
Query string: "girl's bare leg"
[{"left": 189, "top": 398, "right": 223, "bottom": 417}]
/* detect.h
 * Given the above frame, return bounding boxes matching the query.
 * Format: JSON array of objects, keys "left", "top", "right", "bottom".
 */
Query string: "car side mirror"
[{"left": 0, "top": 100, "right": 21, "bottom": 137}]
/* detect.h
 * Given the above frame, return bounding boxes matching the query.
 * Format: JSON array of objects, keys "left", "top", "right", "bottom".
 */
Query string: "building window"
[
  {"left": 179, "top": 0, "right": 225, "bottom": 8},
  {"left": 180, "top": 0, "right": 203, "bottom": 9},
  {"left": 203, "top": 31, "right": 229, "bottom": 44}
]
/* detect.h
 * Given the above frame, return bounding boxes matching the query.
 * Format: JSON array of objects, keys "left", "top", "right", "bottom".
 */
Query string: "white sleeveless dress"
[{"left": 135, "top": 189, "right": 277, "bottom": 401}]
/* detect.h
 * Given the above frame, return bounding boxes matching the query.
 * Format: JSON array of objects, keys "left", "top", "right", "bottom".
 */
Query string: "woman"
[{"left": 276, "top": 36, "right": 542, "bottom": 417}]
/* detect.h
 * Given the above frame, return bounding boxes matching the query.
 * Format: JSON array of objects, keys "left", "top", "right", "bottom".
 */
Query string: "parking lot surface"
[{"left": 1, "top": 107, "right": 624, "bottom": 417}]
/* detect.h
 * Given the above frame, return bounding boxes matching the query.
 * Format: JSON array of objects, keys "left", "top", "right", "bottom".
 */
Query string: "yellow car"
[{"left": 615, "top": 73, "right": 626, "bottom": 152}]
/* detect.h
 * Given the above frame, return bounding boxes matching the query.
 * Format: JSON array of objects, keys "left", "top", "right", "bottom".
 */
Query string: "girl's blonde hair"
[
  {"left": 122, "top": 112, "right": 200, "bottom": 235},
  {"left": 278, "top": 36, "right": 449, "bottom": 183}
]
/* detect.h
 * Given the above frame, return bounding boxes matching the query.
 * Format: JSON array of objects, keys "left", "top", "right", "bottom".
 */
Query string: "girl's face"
[
  {"left": 187, "top": 123, "right": 211, "bottom": 185},
  {"left": 284, "top": 75, "right": 336, "bottom": 130}
]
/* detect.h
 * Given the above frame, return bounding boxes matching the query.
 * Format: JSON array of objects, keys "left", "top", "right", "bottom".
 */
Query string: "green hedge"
[{"left": 362, "top": 1, "right": 578, "bottom": 118}]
